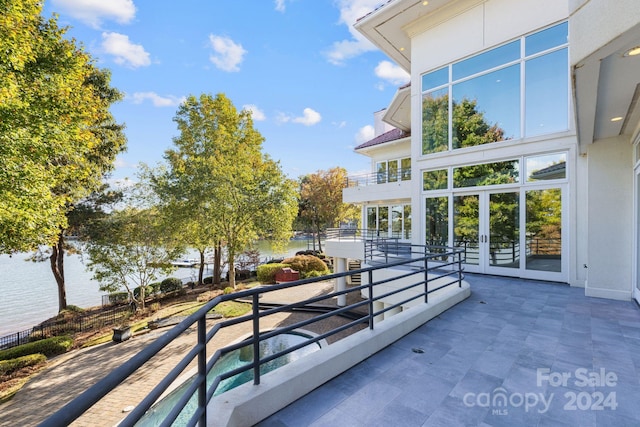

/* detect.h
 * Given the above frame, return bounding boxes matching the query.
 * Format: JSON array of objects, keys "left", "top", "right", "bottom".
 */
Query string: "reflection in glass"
[
  {"left": 376, "top": 162, "right": 387, "bottom": 184},
  {"left": 422, "top": 89, "right": 449, "bottom": 154},
  {"left": 525, "top": 22, "right": 568, "bottom": 56},
  {"left": 454, "top": 195, "right": 479, "bottom": 265},
  {"left": 423, "top": 169, "right": 448, "bottom": 191},
  {"left": 422, "top": 66, "right": 448, "bottom": 92},
  {"left": 489, "top": 192, "right": 519, "bottom": 268},
  {"left": 425, "top": 197, "right": 449, "bottom": 246},
  {"left": 388, "top": 160, "right": 398, "bottom": 183},
  {"left": 392, "top": 205, "right": 403, "bottom": 236},
  {"left": 525, "top": 49, "right": 568, "bottom": 137},
  {"left": 453, "top": 64, "right": 520, "bottom": 146},
  {"left": 526, "top": 189, "right": 561, "bottom": 272},
  {"left": 526, "top": 153, "right": 566, "bottom": 181},
  {"left": 454, "top": 160, "right": 519, "bottom": 188},
  {"left": 367, "top": 207, "right": 377, "bottom": 237},
  {"left": 379, "top": 207, "right": 389, "bottom": 238},
  {"left": 404, "top": 205, "right": 412, "bottom": 239},
  {"left": 401, "top": 158, "right": 411, "bottom": 181},
  {"left": 453, "top": 40, "right": 519, "bottom": 81}
]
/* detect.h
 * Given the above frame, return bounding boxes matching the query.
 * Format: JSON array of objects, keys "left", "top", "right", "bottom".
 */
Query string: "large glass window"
[
  {"left": 422, "top": 88, "right": 449, "bottom": 154},
  {"left": 526, "top": 153, "right": 566, "bottom": 181},
  {"left": 425, "top": 197, "right": 449, "bottom": 246},
  {"left": 525, "top": 49, "right": 568, "bottom": 137},
  {"left": 453, "top": 160, "right": 519, "bottom": 188},
  {"left": 367, "top": 205, "right": 411, "bottom": 239},
  {"left": 376, "top": 158, "right": 410, "bottom": 183},
  {"left": 423, "top": 169, "right": 448, "bottom": 190},
  {"left": 421, "top": 22, "right": 568, "bottom": 155},
  {"left": 453, "top": 64, "right": 520, "bottom": 147}
]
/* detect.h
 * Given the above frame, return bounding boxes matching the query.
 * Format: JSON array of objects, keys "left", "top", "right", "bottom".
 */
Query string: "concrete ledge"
[{"left": 208, "top": 281, "right": 471, "bottom": 427}]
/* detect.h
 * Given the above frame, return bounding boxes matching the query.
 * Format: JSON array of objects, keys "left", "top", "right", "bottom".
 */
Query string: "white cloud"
[
  {"left": 277, "top": 108, "right": 322, "bottom": 126},
  {"left": 101, "top": 32, "right": 150, "bottom": 68},
  {"left": 294, "top": 108, "right": 322, "bottom": 126},
  {"left": 355, "top": 125, "right": 374, "bottom": 144},
  {"left": 375, "top": 60, "right": 410, "bottom": 85},
  {"left": 243, "top": 104, "right": 266, "bottom": 121},
  {"left": 208, "top": 35, "right": 247, "bottom": 72},
  {"left": 131, "top": 92, "right": 185, "bottom": 107},
  {"left": 325, "top": 0, "right": 380, "bottom": 65},
  {"left": 274, "top": 0, "right": 287, "bottom": 12},
  {"left": 52, "top": 0, "right": 136, "bottom": 28}
]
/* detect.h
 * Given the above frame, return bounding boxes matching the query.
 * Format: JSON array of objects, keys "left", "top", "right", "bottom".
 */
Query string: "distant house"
[{"left": 326, "top": 0, "right": 640, "bottom": 304}]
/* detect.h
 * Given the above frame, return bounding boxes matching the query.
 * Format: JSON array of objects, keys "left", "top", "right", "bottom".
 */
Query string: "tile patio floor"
[{"left": 257, "top": 274, "right": 640, "bottom": 427}]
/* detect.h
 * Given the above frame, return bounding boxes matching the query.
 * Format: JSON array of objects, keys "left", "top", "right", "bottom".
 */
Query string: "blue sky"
[{"left": 42, "top": 0, "right": 410, "bottom": 183}]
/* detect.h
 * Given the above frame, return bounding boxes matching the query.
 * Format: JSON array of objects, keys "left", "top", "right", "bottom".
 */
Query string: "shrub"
[
  {"left": 203, "top": 276, "right": 213, "bottom": 285},
  {"left": 160, "top": 277, "right": 183, "bottom": 294},
  {"left": 257, "top": 263, "right": 288, "bottom": 284},
  {"left": 149, "top": 282, "right": 162, "bottom": 295},
  {"left": 282, "top": 255, "right": 330, "bottom": 278},
  {"left": 0, "top": 336, "right": 73, "bottom": 361},
  {"left": 223, "top": 287, "right": 234, "bottom": 295},
  {"left": 108, "top": 292, "right": 129, "bottom": 305},
  {"left": 0, "top": 354, "right": 47, "bottom": 376},
  {"left": 133, "top": 285, "right": 153, "bottom": 300}
]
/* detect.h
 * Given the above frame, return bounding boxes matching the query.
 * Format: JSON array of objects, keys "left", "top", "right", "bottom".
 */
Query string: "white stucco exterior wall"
[{"left": 586, "top": 136, "right": 634, "bottom": 299}]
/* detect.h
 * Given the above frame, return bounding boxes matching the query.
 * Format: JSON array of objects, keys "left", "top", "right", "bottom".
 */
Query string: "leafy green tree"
[
  {"left": 153, "top": 93, "right": 298, "bottom": 289},
  {"left": 85, "top": 204, "right": 180, "bottom": 309},
  {"left": 0, "top": 1, "right": 127, "bottom": 311},
  {"left": 298, "top": 167, "right": 359, "bottom": 252}
]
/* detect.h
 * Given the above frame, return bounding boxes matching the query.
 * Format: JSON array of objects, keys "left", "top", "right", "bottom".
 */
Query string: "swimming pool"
[{"left": 135, "top": 330, "right": 322, "bottom": 426}]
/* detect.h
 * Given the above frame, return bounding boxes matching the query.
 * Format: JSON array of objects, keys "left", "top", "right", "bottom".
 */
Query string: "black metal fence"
[{"left": 0, "top": 304, "right": 133, "bottom": 351}]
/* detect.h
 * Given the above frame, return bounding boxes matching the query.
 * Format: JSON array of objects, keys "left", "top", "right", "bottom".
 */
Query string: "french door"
[{"left": 437, "top": 186, "right": 565, "bottom": 281}]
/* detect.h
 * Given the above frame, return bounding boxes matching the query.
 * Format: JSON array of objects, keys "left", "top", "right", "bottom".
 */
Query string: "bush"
[
  {"left": 0, "top": 336, "right": 73, "bottom": 361},
  {"left": 282, "top": 255, "right": 330, "bottom": 278},
  {"left": 0, "top": 354, "right": 47, "bottom": 376},
  {"left": 108, "top": 292, "right": 129, "bottom": 305},
  {"left": 149, "top": 282, "right": 162, "bottom": 295},
  {"left": 257, "top": 263, "right": 288, "bottom": 284},
  {"left": 133, "top": 285, "right": 153, "bottom": 300},
  {"left": 160, "top": 277, "right": 183, "bottom": 294},
  {"left": 203, "top": 276, "right": 213, "bottom": 285}
]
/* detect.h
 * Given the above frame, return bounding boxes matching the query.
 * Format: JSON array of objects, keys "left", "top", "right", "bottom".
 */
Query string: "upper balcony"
[{"left": 343, "top": 168, "right": 412, "bottom": 204}]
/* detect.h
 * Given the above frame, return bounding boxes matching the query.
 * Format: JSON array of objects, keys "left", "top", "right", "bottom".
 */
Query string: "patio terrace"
[{"left": 257, "top": 274, "right": 640, "bottom": 427}]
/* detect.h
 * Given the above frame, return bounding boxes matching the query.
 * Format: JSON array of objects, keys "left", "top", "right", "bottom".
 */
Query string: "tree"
[
  {"left": 0, "top": 1, "right": 126, "bottom": 311},
  {"left": 153, "top": 93, "right": 298, "bottom": 289},
  {"left": 85, "top": 204, "right": 181, "bottom": 310},
  {"left": 298, "top": 167, "right": 359, "bottom": 252}
]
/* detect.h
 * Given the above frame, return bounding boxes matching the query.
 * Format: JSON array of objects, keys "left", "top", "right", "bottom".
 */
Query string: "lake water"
[{"left": 0, "top": 239, "right": 316, "bottom": 337}]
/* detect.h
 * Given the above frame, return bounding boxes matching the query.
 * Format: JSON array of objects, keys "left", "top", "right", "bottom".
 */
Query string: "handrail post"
[
  {"left": 458, "top": 251, "right": 463, "bottom": 287},
  {"left": 252, "top": 293, "right": 261, "bottom": 385},
  {"left": 368, "top": 270, "right": 374, "bottom": 330},
  {"left": 197, "top": 317, "right": 206, "bottom": 426},
  {"left": 424, "top": 254, "right": 429, "bottom": 304}
]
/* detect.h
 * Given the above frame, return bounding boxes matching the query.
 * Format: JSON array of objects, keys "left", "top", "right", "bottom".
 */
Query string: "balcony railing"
[
  {"left": 345, "top": 168, "right": 411, "bottom": 187},
  {"left": 40, "top": 245, "right": 464, "bottom": 427}
]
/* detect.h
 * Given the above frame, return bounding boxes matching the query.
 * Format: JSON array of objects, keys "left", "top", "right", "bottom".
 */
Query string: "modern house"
[{"left": 328, "top": 0, "right": 640, "bottom": 305}]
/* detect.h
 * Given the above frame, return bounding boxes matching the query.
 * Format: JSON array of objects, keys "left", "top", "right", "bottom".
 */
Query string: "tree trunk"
[
  {"left": 198, "top": 249, "right": 205, "bottom": 286},
  {"left": 213, "top": 242, "right": 222, "bottom": 285},
  {"left": 315, "top": 215, "right": 323, "bottom": 253},
  {"left": 50, "top": 231, "right": 67, "bottom": 312},
  {"left": 228, "top": 253, "right": 236, "bottom": 289}
]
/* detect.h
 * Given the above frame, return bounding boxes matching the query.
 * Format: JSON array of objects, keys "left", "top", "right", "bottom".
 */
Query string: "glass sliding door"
[
  {"left": 425, "top": 197, "right": 449, "bottom": 246},
  {"left": 488, "top": 191, "right": 520, "bottom": 270},
  {"left": 454, "top": 194, "right": 480, "bottom": 266},
  {"left": 525, "top": 188, "right": 561, "bottom": 272}
]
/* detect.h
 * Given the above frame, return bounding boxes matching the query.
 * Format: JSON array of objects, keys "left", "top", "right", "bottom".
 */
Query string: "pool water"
[{"left": 136, "top": 331, "right": 321, "bottom": 426}]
